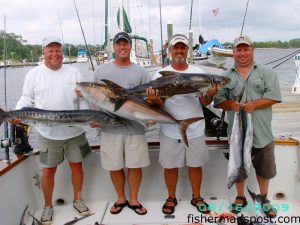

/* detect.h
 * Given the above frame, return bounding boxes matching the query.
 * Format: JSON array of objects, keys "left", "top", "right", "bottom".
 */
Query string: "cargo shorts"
[
  {"left": 100, "top": 132, "right": 150, "bottom": 171},
  {"left": 38, "top": 133, "right": 91, "bottom": 168},
  {"left": 237, "top": 141, "right": 276, "bottom": 181}
]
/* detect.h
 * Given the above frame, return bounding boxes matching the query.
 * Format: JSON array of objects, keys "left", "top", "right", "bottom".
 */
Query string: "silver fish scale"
[
  {"left": 243, "top": 113, "right": 253, "bottom": 176},
  {"left": 227, "top": 112, "right": 243, "bottom": 189}
]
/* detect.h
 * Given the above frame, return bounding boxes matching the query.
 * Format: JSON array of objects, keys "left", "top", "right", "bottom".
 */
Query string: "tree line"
[
  {"left": 0, "top": 31, "right": 103, "bottom": 62},
  {"left": 1, "top": 31, "right": 300, "bottom": 63}
]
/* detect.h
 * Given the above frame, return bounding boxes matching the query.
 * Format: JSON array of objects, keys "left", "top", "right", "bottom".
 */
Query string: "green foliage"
[
  {"left": 0, "top": 31, "right": 105, "bottom": 63},
  {"left": 224, "top": 39, "right": 300, "bottom": 49}
]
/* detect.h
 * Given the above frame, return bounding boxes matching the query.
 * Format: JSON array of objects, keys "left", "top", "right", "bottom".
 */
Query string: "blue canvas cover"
[{"left": 198, "top": 39, "right": 224, "bottom": 54}]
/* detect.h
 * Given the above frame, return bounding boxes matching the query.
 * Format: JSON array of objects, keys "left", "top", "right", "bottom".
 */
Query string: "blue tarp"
[{"left": 198, "top": 39, "right": 224, "bottom": 54}]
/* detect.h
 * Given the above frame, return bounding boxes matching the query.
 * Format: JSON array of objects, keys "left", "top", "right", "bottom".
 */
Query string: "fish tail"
[{"left": 178, "top": 116, "right": 205, "bottom": 147}]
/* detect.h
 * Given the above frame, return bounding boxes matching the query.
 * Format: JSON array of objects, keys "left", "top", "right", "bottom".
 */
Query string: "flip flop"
[
  {"left": 128, "top": 203, "right": 147, "bottom": 215},
  {"left": 110, "top": 200, "right": 128, "bottom": 214}
]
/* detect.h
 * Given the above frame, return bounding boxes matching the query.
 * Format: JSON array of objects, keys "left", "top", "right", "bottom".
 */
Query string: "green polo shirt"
[{"left": 214, "top": 63, "right": 282, "bottom": 148}]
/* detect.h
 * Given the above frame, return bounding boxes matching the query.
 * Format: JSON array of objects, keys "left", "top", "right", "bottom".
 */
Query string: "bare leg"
[
  {"left": 257, "top": 175, "right": 269, "bottom": 195},
  {"left": 69, "top": 162, "right": 83, "bottom": 200},
  {"left": 257, "top": 175, "right": 276, "bottom": 217},
  {"left": 128, "top": 168, "right": 146, "bottom": 214},
  {"left": 41, "top": 167, "right": 57, "bottom": 207},
  {"left": 231, "top": 181, "right": 246, "bottom": 211},
  {"left": 188, "top": 166, "right": 202, "bottom": 198},
  {"left": 162, "top": 168, "right": 178, "bottom": 214},
  {"left": 110, "top": 169, "right": 126, "bottom": 213}
]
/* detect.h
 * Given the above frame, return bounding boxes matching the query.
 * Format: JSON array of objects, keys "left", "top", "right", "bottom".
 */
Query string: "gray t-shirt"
[{"left": 94, "top": 61, "right": 152, "bottom": 135}]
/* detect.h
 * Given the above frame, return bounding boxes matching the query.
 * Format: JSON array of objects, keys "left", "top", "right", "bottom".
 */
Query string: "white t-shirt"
[
  {"left": 153, "top": 64, "right": 205, "bottom": 139},
  {"left": 16, "top": 64, "right": 90, "bottom": 140}
]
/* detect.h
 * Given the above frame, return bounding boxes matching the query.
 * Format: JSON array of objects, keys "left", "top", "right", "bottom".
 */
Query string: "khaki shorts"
[
  {"left": 100, "top": 133, "right": 150, "bottom": 170},
  {"left": 159, "top": 132, "right": 209, "bottom": 169},
  {"left": 38, "top": 133, "right": 91, "bottom": 168},
  {"left": 237, "top": 141, "right": 276, "bottom": 181}
]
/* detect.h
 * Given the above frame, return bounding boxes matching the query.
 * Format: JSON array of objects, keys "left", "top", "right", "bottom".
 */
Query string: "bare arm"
[
  {"left": 200, "top": 84, "right": 219, "bottom": 106},
  {"left": 215, "top": 100, "right": 242, "bottom": 112},
  {"left": 242, "top": 98, "right": 280, "bottom": 113}
]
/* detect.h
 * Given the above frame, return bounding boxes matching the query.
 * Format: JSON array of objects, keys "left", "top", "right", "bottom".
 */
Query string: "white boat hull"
[{"left": 1, "top": 138, "right": 299, "bottom": 224}]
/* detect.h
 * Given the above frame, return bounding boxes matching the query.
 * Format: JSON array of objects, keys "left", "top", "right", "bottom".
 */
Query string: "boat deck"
[{"left": 22, "top": 198, "right": 300, "bottom": 225}]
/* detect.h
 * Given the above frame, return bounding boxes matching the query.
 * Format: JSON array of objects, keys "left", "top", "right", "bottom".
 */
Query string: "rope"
[{"left": 265, "top": 49, "right": 300, "bottom": 65}]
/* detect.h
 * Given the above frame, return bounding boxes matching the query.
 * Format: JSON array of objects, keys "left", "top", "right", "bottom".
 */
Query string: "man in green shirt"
[{"left": 214, "top": 35, "right": 281, "bottom": 218}]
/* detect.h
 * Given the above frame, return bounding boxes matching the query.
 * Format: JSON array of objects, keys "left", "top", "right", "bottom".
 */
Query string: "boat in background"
[
  {"left": 76, "top": 48, "right": 89, "bottom": 63},
  {"left": 193, "top": 37, "right": 233, "bottom": 68}
]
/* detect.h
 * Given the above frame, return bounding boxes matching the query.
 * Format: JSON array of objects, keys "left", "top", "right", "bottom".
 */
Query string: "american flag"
[{"left": 212, "top": 8, "right": 219, "bottom": 17}]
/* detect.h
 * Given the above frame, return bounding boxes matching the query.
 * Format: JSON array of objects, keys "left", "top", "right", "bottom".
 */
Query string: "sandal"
[
  {"left": 261, "top": 196, "right": 277, "bottom": 218},
  {"left": 162, "top": 197, "right": 178, "bottom": 215},
  {"left": 128, "top": 203, "right": 147, "bottom": 215},
  {"left": 110, "top": 200, "right": 128, "bottom": 214},
  {"left": 191, "top": 195, "right": 211, "bottom": 214},
  {"left": 230, "top": 196, "right": 248, "bottom": 214}
]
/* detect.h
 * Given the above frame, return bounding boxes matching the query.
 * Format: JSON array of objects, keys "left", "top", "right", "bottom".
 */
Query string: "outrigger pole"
[
  {"left": 2, "top": 14, "right": 10, "bottom": 162},
  {"left": 72, "top": 0, "right": 95, "bottom": 71},
  {"left": 240, "top": 0, "right": 250, "bottom": 35}
]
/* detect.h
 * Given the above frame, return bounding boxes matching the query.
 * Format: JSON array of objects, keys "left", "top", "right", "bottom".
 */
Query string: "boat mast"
[
  {"left": 158, "top": 0, "right": 164, "bottom": 67},
  {"left": 189, "top": 0, "right": 194, "bottom": 31},
  {"left": 240, "top": 0, "right": 250, "bottom": 35},
  {"left": 2, "top": 14, "right": 10, "bottom": 162},
  {"left": 120, "top": 0, "right": 124, "bottom": 31},
  {"left": 104, "top": 0, "right": 108, "bottom": 49}
]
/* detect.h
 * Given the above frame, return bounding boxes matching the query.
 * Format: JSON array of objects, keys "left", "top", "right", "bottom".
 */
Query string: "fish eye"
[{"left": 89, "top": 83, "right": 95, "bottom": 87}]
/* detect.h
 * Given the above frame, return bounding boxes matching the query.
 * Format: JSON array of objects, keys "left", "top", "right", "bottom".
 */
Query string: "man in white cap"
[
  {"left": 147, "top": 33, "right": 218, "bottom": 215},
  {"left": 214, "top": 35, "right": 281, "bottom": 218},
  {"left": 12, "top": 36, "right": 91, "bottom": 224}
]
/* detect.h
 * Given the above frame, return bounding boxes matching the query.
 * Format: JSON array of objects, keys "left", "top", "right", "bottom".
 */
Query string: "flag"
[{"left": 212, "top": 8, "right": 219, "bottom": 17}]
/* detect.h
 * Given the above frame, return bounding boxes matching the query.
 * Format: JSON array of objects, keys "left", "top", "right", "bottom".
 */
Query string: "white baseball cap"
[
  {"left": 169, "top": 33, "right": 189, "bottom": 48},
  {"left": 42, "top": 36, "right": 62, "bottom": 48}
]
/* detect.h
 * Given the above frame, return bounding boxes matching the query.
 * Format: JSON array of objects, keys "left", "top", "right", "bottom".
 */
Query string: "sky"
[{"left": 1, "top": 0, "right": 300, "bottom": 51}]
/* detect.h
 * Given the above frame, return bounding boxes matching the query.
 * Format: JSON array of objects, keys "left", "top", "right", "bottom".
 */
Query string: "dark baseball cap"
[{"left": 113, "top": 32, "right": 132, "bottom": 44}]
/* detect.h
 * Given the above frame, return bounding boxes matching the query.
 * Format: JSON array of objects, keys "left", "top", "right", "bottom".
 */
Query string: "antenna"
[{"left": 240, "top": 0, "right": 250, "bottom": 35}]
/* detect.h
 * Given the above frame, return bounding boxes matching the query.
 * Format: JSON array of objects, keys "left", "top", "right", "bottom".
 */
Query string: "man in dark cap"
[{"left": 93, "top": 32, "right": 152, "bottom": 215}]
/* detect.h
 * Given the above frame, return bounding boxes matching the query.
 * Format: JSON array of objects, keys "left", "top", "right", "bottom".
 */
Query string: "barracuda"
[{"left": 0, "top": 107, "right": 125, "bottom": 127}]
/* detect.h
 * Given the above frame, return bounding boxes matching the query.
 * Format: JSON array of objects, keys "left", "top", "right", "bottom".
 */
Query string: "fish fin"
[
  {"left": 223, "top": 152, "right": 229, "bottom": 160},
  {"left": 179, "top": 117, "right": 205, "bottom": 147},
  {"left": 247, "top": 187, "right": 257, "bottom": 201},
  {"left": 19, "top": 204, "right": 29, "bottom": 225},
  {"left": 114, "top": 98, "right": 127, "bottom": 111},
  {"left": 101, "top": 79, "right": 127, "bottom": 96},
  {"left": 159, "top": 71, "right": 178, "bottom": 77}
]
